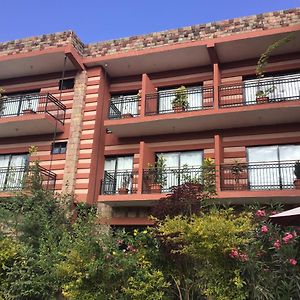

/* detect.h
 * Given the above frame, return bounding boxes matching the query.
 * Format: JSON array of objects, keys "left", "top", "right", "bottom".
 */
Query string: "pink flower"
[
  {"left": 229, "top": 248, "right": 239, "bottom": 259},
  {"left": 289, "top": 258, "right": 297, "bottom": 266},
  {"left": 255, "top": 210, "right": 266, "bottom": 217},
  {"left": 283, "top": 233, "right": 294, "bottom": 244},
  {"left": 273, "top": 239, "right": 281, "bottom": 249},
  {"left": 239, "top": 254, "right": 249, "bottom": 262},
  {"left": 261, "top": 225, "right": 268, "bottom": 234}
]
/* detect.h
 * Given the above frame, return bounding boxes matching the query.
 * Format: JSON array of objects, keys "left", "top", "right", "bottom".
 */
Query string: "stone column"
[{"left": 62, "top": 70, "right": 87, "bottom": 196}]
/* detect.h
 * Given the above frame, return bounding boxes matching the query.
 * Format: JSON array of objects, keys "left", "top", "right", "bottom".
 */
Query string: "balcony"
[
  {"left": 100, "top": 170, "right": 138, "bottom": 195},
  {"left": 145, "top": 86, "right": 213, "bottom": 116},
  {"left": 219, "top": 74, "right": 300, "bottom": 108},
  {"left": 142, "top": 166, "right": 206, "bottom": 194},
  {"left": 220, "top": 161, "right": 297, "bottom": 191},
  {"left": 0, "top": 165, "right": 56, "bottom": 194},
  {"left": 0, "top": 93, "right": 66, "bottom": 138},
  {"left": 108, "top": 95, "right": 140, "bottom": 119}
]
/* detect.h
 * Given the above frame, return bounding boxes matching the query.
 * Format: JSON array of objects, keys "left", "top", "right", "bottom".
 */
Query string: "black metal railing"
[
  {"left": 100, "top": 170, "right": 138, "bottom": 194},
  {"left": 219, "top": 74, "right": 300, "bottom": 108},
  {"left": 108, "top": 95, "right": 140, "bottom": 119},
  {"left": 0, "top": 93, "right": 66, "bottom": 124},
  {"left": 0, "top": 165, "right": 56, "bottom": 192},
  {"left": 220, "top": 161, "right": 297, "bottom": 191},
  {"left": 142, "top": 166, "right": 207, "bottom": 193},
  {"left": 145, "top": 86, "right": 214, "bottom": 115}
]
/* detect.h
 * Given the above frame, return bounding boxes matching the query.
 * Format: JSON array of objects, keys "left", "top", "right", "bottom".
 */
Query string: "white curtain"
[
  {"left": 248, "top": 146, "right": 280, "bottom": 190},
  {"left": 111, "top": 94, "right": 138, "bottom": 116},
  {"left": 158, "top": 151, "right": 203, "bottom": 190},
  {"left": 20, "top": 94, "right": 39, "bottom": 113},
  {"left": 104, "top": 156, "right": 133, "bottom": 194},
  {"left": 0, "top": 155, "right": 10, "bottom": 190},
  {"left": 244, "top": 73, "right": 300, "bottom": 104},
  {"left": 158, "top": 86, "right": 203, "bottom": 114},
  {"left": 278, "top": 145, "right": 300, "bottom": 187},
  {"left": 0, "top": 154, "right": 28, "bottom": 191}
]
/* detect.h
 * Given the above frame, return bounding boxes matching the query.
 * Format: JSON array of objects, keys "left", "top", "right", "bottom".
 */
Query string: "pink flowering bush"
[{"left": 229, "top": 206, "right": 300, "bottom": 299}]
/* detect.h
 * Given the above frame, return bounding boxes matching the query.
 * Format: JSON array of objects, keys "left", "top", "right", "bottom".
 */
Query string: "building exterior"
[{"left": 0, "top": 8, "right": 300, "bottom": 227}]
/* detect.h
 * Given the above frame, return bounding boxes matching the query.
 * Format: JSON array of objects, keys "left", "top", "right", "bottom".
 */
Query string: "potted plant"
[
  {"left": 255, "top": 87, "right": 275, "bottom": 104},
  {"left": 230, "top": 161, "right": 246, "bottom": 190},
  {"left": 118, "top": 172, "right": 131, "bottom": 194},
  {"left": 147, "top": 156, "right": 167, "bottom": 193},
  {"left": 22, "top": 96, "right": 36, "bottom": 114},
  {"left": 294, "top": 161, "right": 300, "bottom": 189},
  {"left": 172, "top": 86, "right": 189, "bottom": 113}
]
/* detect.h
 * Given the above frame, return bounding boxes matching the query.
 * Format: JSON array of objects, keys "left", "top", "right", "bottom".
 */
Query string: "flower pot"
[
  {"left": 294, "top": 179, "right": 300, "bottom": 190},
  {"left": 118, "top": 187, "right": 129, "bottom": 194},
  {"left": 121, "top": 113, "right": 133, "bottom": 118},
  {"left": 172, "top": 104, "right": 185, "bottom": 113},
  {"left": 256, "top": 96, "right": 269, "bottom": 104},
  {"left": 149, "top": 183, "right": 161, "bottom": 193},
  {"left": 23, "top": 109, "right": 36, "bottom": 115}
]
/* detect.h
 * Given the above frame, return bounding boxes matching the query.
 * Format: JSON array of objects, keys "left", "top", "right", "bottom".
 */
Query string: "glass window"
[
  {"left": 110, "top": 93, "right": 139, "bottom": 118},
  {"left": 247, "top": 145, "right": 300, "bottom": 190},
  {"left": 0, "top": 154, "right": 28, "bottom": 191},
  {"left": 59, "top": 78, "right": 75, "bottom": 90},
  {"left": 51, "top": 142, "right": 67, "bottom": 154}
]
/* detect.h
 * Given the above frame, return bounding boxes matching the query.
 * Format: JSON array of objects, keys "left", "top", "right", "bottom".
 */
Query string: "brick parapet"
[{"left": 0, "top": 8, "right": 299, "bottom": 58}]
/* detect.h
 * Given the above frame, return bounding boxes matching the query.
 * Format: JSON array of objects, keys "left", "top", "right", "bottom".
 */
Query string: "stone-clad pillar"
[{"left": 62, "top": 70, "right": 87, "bottom": 195}]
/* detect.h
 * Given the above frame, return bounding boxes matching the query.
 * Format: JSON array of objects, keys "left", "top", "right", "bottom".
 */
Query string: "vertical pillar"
[
  {"left": 86, "top": 66, "right": 110, "bottom": 204},
  {"left": 138, "top": 142, "right": 155, "bottom": 194},
  {"left": 213, "top": 63, "right": 220, "bottom": 110},
  {"left": 62, "top": 70, "right": 87, "bottom": 195},
  {"left": 141, "top": 74, "right": 156, "bottom": 117},
  {"left": 214, "top": 134, "right": 223, "bottom": 193}
]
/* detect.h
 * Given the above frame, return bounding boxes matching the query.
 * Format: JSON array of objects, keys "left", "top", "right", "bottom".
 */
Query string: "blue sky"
[{"left": 0, "top": 0, "right": 299, "bottom": 44}]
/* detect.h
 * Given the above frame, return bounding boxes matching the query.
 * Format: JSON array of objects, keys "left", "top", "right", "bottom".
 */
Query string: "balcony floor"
[{"left": 0, "top": 113, "right": 64, "bottom": 137}]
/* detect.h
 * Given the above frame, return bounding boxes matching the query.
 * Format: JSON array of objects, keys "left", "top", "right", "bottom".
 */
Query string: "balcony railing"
[
  {"left": 220, "top": 161, "right": 297, "bottom": 191},
  {"left": 145, "top": 86, "right": 214, "bottom": 116},
  {"left": 0, "top": 165, "right": 56, "bottom": 192},
  {"left": 142, "top": 166, "right": 208, "bottom": 194},
  {"left": 219, "top": 74, "right": 300, "bottom": 108},
  {"left": 100, "top": 170, "right": 138, "bottom": 195},
  {"left": 0, "top": 93, "right": 66, "bottom": 124},
  {"left": 108, "top": 95, "right": 140, "bottom": 119}
]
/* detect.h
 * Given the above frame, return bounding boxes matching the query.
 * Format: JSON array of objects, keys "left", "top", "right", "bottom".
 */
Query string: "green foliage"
[
  {"left": 294, "top": 161, "right": 300, "bottom": 179},
  {"left": 172, "top": 86, "right": 189, "bottom": 109},
  {"left": 148, "top": 155, "right": 167, "bottom": 186},
  {"left": 156, "top": 209, "right": 253, "bottom": 299}
]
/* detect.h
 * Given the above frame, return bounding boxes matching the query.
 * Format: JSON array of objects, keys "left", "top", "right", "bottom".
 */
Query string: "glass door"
[{"left": 103, "top": 156, "right": 133, "bottom": 194}]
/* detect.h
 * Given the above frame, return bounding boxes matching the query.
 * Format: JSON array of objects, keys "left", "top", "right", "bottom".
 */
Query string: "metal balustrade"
[
  {"left": 220, "top": 161, "right": 297, "bottom": 191},
  {"left": 145, "top": 86, "right": 214, "bottom": 115},
  {"left": 219, "top": 74, "right": 300, "bottom": 108},
  {"left": 100, "top": 170, "right": 138, "bottom": 194},
  {"left": 142, "top": 166, "right": 208, "bottom": 194},
  {"left": 0, "top": 93, "right": 66, "bottom": 124},
  {"left": 0, "top": 165, "right": 56, "bottom": 192},
  {"left": 108, "top": 95, "right": 140, "bottom": 119}
]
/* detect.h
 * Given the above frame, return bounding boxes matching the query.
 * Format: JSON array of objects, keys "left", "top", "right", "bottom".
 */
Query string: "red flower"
[
  {"left": 289, "top": 258, "right": 297, "bottom": 266},
  {"left": 229, "top": 248, "right": 239, "bottom": 259},
  {"left": 261, "top": 225, "right": 268, "bottom": 234}
]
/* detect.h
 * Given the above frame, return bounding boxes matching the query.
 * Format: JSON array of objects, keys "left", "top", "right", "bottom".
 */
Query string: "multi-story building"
[{"left": 0, "top": 8, "right": 300, "bottom": 227}]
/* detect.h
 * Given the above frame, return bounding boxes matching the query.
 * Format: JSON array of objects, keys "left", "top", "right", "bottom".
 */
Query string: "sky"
[{"left": 0, "top": 0, "right": 299, "bottom": 44}]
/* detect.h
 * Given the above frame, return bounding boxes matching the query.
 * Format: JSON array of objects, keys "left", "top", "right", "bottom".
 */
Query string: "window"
[
  {"left": 1, "top": 91, "right": 40, "bottom": 117},
  {"left": 59, "top": 78, "right": 75, "bottom": 90},
  {"left": 109, "top": 92, "right": 139, "bottom": 118},
  {"left": 103, "top": 156, "right": 134, "bottom": 194},
  {"left": 156, "top": 150, "right": 203, "bottom": 191},
  {"left": 0, "top": 154, "right": 28, "bottom": 191},
  {"left": 51, "top": 142, "right": 67, "bottom": 154},
  {"left": 244, "top": 73, "right": 300, "bottom": 105},
  {"left": 158, "top": 85, "right": 203, "bottom": 114},
  {"left": 247, "top": 145, "right": 300, "bottom": 190}
]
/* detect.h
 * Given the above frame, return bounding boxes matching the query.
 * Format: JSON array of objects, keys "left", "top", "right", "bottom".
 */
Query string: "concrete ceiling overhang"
[
  {"left": 0, "top": 46, "right": 83, "bottom": 80},
  {"left": 84, "top": 27, "right": 300, "bottom": 78}
]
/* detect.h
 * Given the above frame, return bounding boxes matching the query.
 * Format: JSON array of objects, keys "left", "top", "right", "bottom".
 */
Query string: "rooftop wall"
[{"left": 0, "top": 8, "right": 299, "bottom": 58}]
